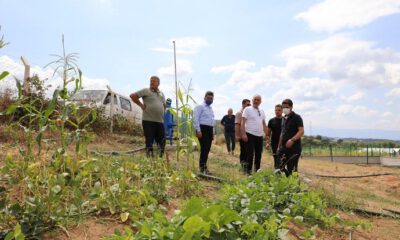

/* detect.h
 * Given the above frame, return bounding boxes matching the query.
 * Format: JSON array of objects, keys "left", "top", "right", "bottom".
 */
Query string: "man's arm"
[
  {"left": 130, "top": 93, "right": 145, "bottom": 110},
  {"left": 285, "top": 127, "right": 304, "bottom": 148},
  {"left": 235, "top": 123, "right": 241, "bottom": 140},
  {"left": 240, "top": 117, "right": 248, "bottom": 142},
  {"left": 262, "top": 119, "right": 268, "bottom": 135},
  {"left": 193, "top": 105, "right": 202, "bottom": 138},
  {"left": 265, "top": 127, "right": 272, "bottom": 148}
]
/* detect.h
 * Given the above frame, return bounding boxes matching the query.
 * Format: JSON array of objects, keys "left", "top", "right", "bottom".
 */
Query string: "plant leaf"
[{"left": 0, "top": 71, "right": 9, "bottom": 80}]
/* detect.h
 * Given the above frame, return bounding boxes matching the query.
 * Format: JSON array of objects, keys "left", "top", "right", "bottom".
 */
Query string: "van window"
[
  {"left": 104, "top": 93, "right": 118, "bottom": 105},
  {"left": 120, "top": 97, "right": 132, "bottom": 111}
]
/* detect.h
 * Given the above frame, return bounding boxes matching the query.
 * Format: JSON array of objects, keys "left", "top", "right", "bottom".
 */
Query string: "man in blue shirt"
[
  {"left": 193, "top": 91, "right": 215, "bottom": 174},
  {"left": 221, "top": 108, "right": 236, "bottom": 155}
]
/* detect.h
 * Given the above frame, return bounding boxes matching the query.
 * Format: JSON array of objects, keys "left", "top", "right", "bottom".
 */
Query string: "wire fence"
[{"left": 302, "top": 144, "right": 399, "bottom": 158}]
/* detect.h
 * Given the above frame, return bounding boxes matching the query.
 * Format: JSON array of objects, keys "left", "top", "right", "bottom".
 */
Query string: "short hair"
[
  {"left": 242, "top": 98, "right": 250, "bottom": 104},
  {"left": 253, "top": 94, "right": 262, "bottom": 99},
  {"left": 242, "top": 99, "right": 250, "bottom": 104},
  {"left": 205, "top": 91, "right": 214, "bottom": 97},
  {"left": 275, "top": 104, "right": 282, "bottom": 109},
  {"left": 150, "top": 76, "right": 160, "bottom": 82},
  {"left": 282, "top": 99, "right": 293, "bottom": 107}
]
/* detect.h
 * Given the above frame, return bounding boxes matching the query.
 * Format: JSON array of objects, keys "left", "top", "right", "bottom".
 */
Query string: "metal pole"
[
  {"left": 173, "top": 41, "right": 180, "bottom": 160},
  {"left": 330, "top": 144, "right": 333, "bottom": 162},
  {"left": 366, "top": 145, "right": 369, "bottom": 164}
]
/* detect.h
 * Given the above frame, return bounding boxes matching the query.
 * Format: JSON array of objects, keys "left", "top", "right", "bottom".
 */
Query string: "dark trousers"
[
  {"left": 142, "top": 120, "right": 165, "bottom": 157},
  {"left": 198, "top": 125, "right": 213, "bottom": 171},
  {"left": 224, "top": 131, "right": 235, "bottom": 152},
  {"left": 280, "top": 148, "right": 301, "bottom": 177},
  {"left": 245, "top": 133, "right": 263, "bottom": 174},
  {"left": 272, "top": 145, "right": 280, "bottom": 169},
  {"left": 239, "top": 139, "right": 247, "bottom": 168}
]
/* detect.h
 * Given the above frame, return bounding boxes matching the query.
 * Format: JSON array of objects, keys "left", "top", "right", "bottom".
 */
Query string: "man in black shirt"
[
  {"left": 221, "top": 108, "right": 236, "bottom": 155},
  {"left": 266, "top": 104, "right": 283, "bottom": 169},
  {"left": 279, "top": 99, "right": 304, "bottom": 176}
]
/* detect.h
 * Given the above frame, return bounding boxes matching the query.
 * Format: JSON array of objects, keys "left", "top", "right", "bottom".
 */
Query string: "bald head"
[{"left": 252, "top": 95, "right": 262, "bottom": 108}]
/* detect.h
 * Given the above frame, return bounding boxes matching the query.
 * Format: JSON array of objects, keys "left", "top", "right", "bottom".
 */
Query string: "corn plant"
[
  {"left": 0, "top": 26, "right": 9, "bottom": 81},
  {"left": 169, "top": 80, "right": 199, "bottom": 170}
]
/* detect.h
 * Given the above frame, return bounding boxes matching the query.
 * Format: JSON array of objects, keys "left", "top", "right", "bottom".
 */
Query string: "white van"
[{"left": 70, "top": 89, "right": 142, "bottom": 123}]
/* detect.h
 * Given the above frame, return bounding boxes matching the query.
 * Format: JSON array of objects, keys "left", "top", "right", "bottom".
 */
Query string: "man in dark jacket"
[
  {"left": 221, "top": 108, "right": 236, "bottom": 155},
  {"left": 279, "top": 99, "right": 304, "bottom": 176}
]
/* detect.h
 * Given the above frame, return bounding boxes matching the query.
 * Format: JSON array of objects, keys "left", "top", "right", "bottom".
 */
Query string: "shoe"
[{"left": 204, "top": 169, "right": 212, "bottom": 175}]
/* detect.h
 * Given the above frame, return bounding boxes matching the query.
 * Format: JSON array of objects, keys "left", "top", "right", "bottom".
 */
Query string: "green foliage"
[{"left": 107, "top": 171, "right": 338, "bottom": 240}]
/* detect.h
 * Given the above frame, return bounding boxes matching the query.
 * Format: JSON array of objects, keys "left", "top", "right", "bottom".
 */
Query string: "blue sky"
[{"left": 1, "top": 0, "right": 400, "bottom": 139}]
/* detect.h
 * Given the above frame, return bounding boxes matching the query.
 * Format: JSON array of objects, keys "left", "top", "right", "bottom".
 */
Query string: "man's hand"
[
  {"left": 285, "top": 139, "right": 294, "bottom": 149},
  {"left": 241, "top": 133, "right": 248, "bottom": 142},
  {"left": 140, "top": 104, "right": 146, "bottom": 110},
  {"left": 235, "top": 135, "right": 241, "bottom": 141},
  {"left": 266, "top": 142, "right": 270, "bottom": 149},
  {"left": 196, "top": 131, "right": 202, "bottom": 139}
]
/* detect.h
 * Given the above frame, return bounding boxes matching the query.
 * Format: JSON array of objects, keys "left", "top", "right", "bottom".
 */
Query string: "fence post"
[
  {"left": 329, "top": 144, "right": 333, "bottom": 162},
  {"left": 366, "top": 145, "right": 369, "bottom": 164}
]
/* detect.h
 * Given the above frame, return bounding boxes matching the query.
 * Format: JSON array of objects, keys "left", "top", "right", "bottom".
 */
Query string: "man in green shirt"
[{"left": 130, "top": 76, "right": 166, "bottom": 157}]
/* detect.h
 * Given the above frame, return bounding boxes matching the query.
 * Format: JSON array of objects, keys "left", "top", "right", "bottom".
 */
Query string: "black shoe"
[{"left": 204, "top": 169, "right": 212, "bottom": 175}]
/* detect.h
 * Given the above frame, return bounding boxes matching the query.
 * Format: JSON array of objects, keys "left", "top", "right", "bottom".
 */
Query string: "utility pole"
[{"left": 173, "top": 41, "right": 180, "bottom": 160}]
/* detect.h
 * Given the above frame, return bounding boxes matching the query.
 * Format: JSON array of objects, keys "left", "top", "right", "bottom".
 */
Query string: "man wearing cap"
[{"left": 130, "top": 76, "right": 166, "bottom": 157}]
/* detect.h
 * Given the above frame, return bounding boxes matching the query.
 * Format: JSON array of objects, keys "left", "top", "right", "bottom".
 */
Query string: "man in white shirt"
[{"left": 240, "top": 95, "right": 268, "bottom": 174}]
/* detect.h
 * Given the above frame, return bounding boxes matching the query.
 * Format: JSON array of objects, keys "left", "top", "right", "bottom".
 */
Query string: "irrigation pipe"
[
  {"left": 90, "top": 147, "right": 146, "bottom": 156},
  {"left": 300, "top": 172, "right": 398, "bottom": 179},
  {"left": 383, "top": 208, "right": 400, "bottom": 216},
  {"left": 347, "top": 207, "right": 400, "bottom": 220}
]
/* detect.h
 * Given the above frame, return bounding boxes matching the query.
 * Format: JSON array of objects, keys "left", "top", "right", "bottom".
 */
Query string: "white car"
[{"left": 70, "top": 90, "right": 142, "bottom": 123}]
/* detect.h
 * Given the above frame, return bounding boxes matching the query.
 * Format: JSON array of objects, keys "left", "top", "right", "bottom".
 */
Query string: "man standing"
[
  {"left": 235, "top": 99, "right": 251, "bottom": 170},
  {"left": 193, "top": 91, "right": 215, "bottom": 174},
  {"left": 266, "top": 104, "right": 283, "bottom": 169},
  {"left": 279, "top": 99, "right": 304, "bottom": 176},
  {"left": 221, "top": 108, "right": 235, "bottom": 155},
  {"left": 241, "top": 95, "right": 268, "bottom": 175},
  {"left": 130, "top": 76, "right": 166, "bottom": 158}
]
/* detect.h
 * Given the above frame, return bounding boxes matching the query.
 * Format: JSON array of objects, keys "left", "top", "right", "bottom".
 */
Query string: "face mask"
[
  {"left": 205, "top": 99, "right": 213, "bottom": 106},
  {"left": 283, "top": 108, "right": 291, "bottom": 115}
]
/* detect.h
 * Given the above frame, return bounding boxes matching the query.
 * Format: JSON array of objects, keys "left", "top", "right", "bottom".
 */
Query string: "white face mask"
[{"left": 283, "top": 108, "right": 291, "bottom": 115}]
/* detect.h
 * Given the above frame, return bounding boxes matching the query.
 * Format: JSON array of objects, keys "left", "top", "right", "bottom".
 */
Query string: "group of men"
[{"left": 131, "top": 76, "right": 304, "bottom": 176}]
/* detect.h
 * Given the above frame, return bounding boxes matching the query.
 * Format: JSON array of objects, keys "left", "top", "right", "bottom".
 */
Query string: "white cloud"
[
  {"left": 342, "top": 91, "right": 365, "bottom": 102},
  {"left": 387, "top": 88, "right": 400, "bottom": 97},
  {"left": 151, "top": 37, "right": 208, "bottom": 55},
  {"left": 210, "top": 60, "right": 255, "bottom": 74},
  {"left": 157, "top": 60, "right": 193, "bottom": 78},
  {"left": 281, "top": 34, "right": 400, "bottom": 87},
  {"left": 0, "top": 55, "right": 110, "bottom": 97},
  {"left": 218, "top": 64, "right": 288, "bottom": 93},
  {"left": 272, "top": 77, "right": 339, "bottom": 102},
  {"left": 296, "top": 0, "right": 400, "bottom": 32},
  {"left": 336, "top": 104, "right": 378, "bottom": 117}
]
